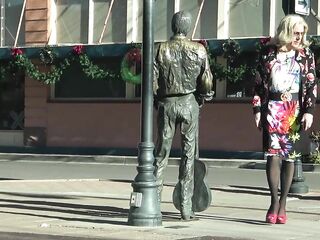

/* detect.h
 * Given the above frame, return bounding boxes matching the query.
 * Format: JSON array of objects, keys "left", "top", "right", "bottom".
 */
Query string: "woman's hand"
[
  {"left": 254, "top": 112, "right": 261, "bottom": 129},
  {"left": 301, "top": 113, "right": 313, "bottom": 131}
]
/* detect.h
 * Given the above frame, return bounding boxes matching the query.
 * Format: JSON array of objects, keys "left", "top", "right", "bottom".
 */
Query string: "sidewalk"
[{"left": 0, "top": 179, "right": 319, "bottom": 240}]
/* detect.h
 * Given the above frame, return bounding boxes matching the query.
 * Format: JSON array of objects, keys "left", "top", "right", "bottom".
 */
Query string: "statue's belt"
[{"left": 160, "top": 92, "right": 194, "bottom": 99}]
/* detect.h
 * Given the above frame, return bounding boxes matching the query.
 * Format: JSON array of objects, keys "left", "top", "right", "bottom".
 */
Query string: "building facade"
[{"left": 0, "top": 0, "right": 320, "bottom": 156}]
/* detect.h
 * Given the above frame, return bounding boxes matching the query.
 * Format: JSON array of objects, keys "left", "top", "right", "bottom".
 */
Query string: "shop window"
[
  {"left": 54, "top": 57, "right": 126, "bottom": 99},
  {"left": 0, "top": 0, "right": 25, "bottom": 46},
  {"left": 0, "top": 62, "right": 24, "bottom": 129},
  {"left": 225, "top": 52, "right": 256, "bottom": 99}
]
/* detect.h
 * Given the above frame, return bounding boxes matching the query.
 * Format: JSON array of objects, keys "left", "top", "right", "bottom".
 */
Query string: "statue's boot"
[{"left": 181, "top": 207, "right": 198, "bottom": 221}]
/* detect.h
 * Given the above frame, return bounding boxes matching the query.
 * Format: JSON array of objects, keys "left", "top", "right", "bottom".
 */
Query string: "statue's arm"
[{"left": 197, "top": 50, "right": 214, "bottom": 102}]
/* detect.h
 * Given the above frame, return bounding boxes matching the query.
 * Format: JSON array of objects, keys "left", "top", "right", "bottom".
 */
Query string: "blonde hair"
[{"left": 275, "top": 14, "right": 309, "bottom": 48}]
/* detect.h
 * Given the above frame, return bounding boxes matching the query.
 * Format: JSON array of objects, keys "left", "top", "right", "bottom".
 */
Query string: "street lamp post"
[
  {"left": 289, "top": 158, "right": 309, "bottom": 194},
  {"left": 127, "top": 0, "right": 162, "bottom": 227}
]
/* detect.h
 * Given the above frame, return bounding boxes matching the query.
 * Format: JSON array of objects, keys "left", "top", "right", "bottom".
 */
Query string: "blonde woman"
[{"left": 253, "top": 14, "right": 317, "bottom": 224}]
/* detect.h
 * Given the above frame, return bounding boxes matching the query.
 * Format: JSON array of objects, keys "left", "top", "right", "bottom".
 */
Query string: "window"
[
  {"left": 93, "top": 0, "right": 127, "bottom": 43},
  {"left": 55, "top": 0, "right": 127, "bottom": 44},
  {"left": 0, "top": 0, "right": 25, "bottom": 46},
  {"left": 0, "top": 62, "right": 24, "bottom": 129},
  {"left": 154, "top": 0, "right": 174, "bottom": 41},
  {"left": 136, "top": 0, "right": 175, "bottom": 42},
  {"left": 136, "top": 0, "right": 218, "bottom": 42},
  {"left": 56, "top": 0, "right": 89, "bottom": 43},
  {"left": 304, "top": 0, "right": 319, "bottom": 35},
  {"left": 53, "top": 0, "right": 130, "bottom": 100},
  {"left": 179, "top": 0, "right": 218, "bottom": 39},
  {"left": 54, "top": 58, "right": 126, "bottom": 99},
  {"left": 225, "top": 52, "right": 256, "bottom": 99},
  {"left": 229, "top": 0, "right": 270, "bottom": 37}
]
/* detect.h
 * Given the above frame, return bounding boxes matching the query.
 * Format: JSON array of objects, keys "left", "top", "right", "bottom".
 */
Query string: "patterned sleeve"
[
  {"left": 303, "top": 48, "right": 317, "bottom": 114},
  {"left": 252, "top": 65, "right": 264, "bottom": 114}
]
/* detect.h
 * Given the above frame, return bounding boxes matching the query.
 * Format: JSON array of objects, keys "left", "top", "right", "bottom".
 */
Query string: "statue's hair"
[
  {"left": 275, "top": 14, "right": 309, "bottom": 48},
  {"left": 171, "top": 11, "right": 192, "bottom": 36}
]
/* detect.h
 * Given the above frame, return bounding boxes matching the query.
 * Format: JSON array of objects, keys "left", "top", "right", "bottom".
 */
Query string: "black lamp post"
[{"left": 127, "top": 0, "right": 162, "bottom": 227}]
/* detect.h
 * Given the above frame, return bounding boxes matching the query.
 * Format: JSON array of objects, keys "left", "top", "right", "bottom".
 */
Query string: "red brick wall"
[{"left": 24, "top": 0, "right": 50, "bottom": 146}]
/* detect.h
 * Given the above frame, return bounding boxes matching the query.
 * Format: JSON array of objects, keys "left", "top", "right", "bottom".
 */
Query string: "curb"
[
  {"left": 0, "top": 153, "right": 319, "bottom": 172},
  {"left": 0, "top": 153, "right": 263, "bottom": 167}
]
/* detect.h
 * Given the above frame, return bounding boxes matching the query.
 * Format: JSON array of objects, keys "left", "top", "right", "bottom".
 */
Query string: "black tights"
[{"left": 266, "top": 155, "right": 294, "bottom": 215}]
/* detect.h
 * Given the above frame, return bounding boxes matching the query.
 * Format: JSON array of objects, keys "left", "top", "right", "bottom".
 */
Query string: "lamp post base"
[
  {"left": 127, "top": 142, "right": 162, "bottom": 227},
  {"left": 289, "top": 182, "right": 309, "bottom": 194},
  {"left": 289, "top": 158, "right": 309, "bottom": 194}
]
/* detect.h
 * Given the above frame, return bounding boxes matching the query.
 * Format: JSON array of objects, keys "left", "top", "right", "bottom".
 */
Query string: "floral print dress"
[
  {"left": 253, "top": 46, "right": 317, "bottom": 161},
  {"left": 267, "top": 50, "right": 301, "bottom": 160}
]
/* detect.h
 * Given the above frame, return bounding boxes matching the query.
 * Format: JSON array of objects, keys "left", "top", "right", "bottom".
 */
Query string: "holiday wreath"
[{"left": 120, "top": 47, "right": 141, "bottom": 85}]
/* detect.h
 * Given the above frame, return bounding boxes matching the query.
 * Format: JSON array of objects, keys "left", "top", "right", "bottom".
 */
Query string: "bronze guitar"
[{"left": 172, "top": 159, "right": 212, "bottom": 212}]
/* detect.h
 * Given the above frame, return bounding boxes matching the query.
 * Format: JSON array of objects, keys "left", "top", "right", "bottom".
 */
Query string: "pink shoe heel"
[
  {"left": 276, "top": 215, "right": 287, "bottom": 224},
  {"left": 266, "top": 213, "right": 277, "bottom": 224}
]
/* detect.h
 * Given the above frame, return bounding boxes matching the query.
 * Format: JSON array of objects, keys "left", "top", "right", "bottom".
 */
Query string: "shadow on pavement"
[
  {"left": 0, "top": 231, "right": 112, "bottom": 240},
  {"left": 0, "top": 191, "right": 76, "bottom": 199},
  {"left": 211, "top": 186, "right": 270, "bottom": 196}
]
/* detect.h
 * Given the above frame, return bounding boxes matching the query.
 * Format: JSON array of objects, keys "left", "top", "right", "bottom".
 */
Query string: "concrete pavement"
[
  {"left": 0, "top": 152, "right": 319, "bottom": 239},
  {"left": 0, "top": 177, "right": 319, "bottom": 240}
]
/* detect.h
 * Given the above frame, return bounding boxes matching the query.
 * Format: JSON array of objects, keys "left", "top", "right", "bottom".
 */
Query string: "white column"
[
  {"left": 126, "top": 0, "right": 139, "bottom": 43},
  {"left": 125, "top": 0, "right": 139, "bottom": 98},
  {"left": 317, "top": 2, "right": 320, "bottom": 34},
  {"left": 0, "top": 0, "right": 5, "bottom": 46},
  {"left": 174, "top": 0, "right": 180, "bottom": 13},
  {"left": 269, "top": 0, "right": 276, "bottom": 37},
  {"left": 215, "top": 0, "right": 229, "bottom": 99},
  {"left": 48, "top": 0, "right": 57, "bottom": 44},
  {"left": 217, "top": 0, "right": 229, "bottom": 39},
  {"left": 88, "top": 0, "right": 94, "bottom": 44}
]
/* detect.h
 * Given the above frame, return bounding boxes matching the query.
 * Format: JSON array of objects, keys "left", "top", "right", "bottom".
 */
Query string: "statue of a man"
[{"left": 153, "top": 11, "right": 213, "bottom": 221}]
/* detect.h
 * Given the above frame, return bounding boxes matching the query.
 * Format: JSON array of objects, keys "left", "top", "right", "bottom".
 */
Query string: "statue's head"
[{"left": 171, "top": 11, "right": 192, "bottom": 36}]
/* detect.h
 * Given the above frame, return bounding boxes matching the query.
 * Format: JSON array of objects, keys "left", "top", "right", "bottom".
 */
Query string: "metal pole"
[{"left": 127, "top": 0, "right": 162, "bottom": 227}]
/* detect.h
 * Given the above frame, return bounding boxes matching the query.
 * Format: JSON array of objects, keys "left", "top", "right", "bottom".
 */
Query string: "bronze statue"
[{"left": 153, "top": 11, "right": 213, "bottom": 221}]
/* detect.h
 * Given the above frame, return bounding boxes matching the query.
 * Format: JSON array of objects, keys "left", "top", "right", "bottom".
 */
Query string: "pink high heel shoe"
[
  {"left": 276, "top": 215, "right": 287, "bottom": 224},
  {"left": 266, "top": 213, "right": 277, "bottom": 224}
]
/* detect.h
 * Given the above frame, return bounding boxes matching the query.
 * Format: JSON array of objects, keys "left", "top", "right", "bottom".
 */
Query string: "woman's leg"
[
  {"left": 266, "top": 155, "right": 281, "bottom": 214},
  {"left": 279, "top": 160, "right": 294, "bottom": 215}
]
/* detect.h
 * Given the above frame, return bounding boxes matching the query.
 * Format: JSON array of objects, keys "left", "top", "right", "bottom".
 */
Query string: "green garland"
[
  {"left": 8, "top": 45, "right": 120, "bottom": 85},
  {"left": 12, "top": 53, "right": 71, "bottom": 84},
  {"left": 4, "top": 39, "right": 283, "bottom": 86},
  {"left": 78, "top": 53, "right": 116, "bottom": 80}
]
